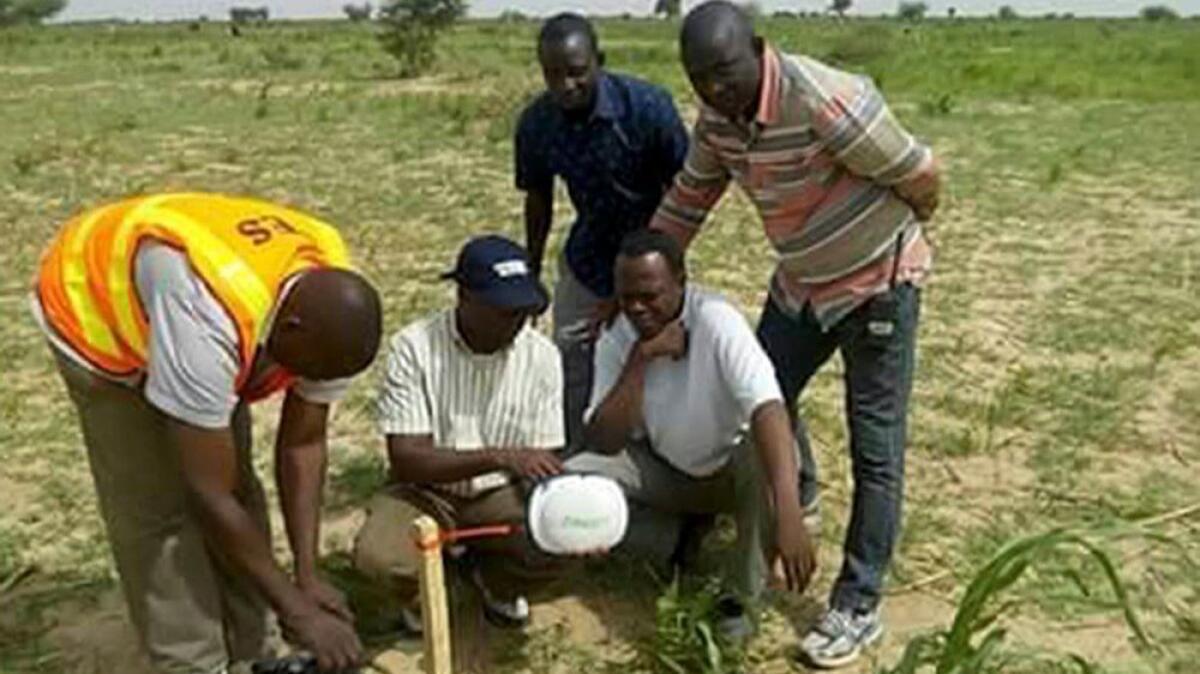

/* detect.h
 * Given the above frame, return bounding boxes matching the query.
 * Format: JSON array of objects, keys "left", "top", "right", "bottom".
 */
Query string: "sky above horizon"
[{"left": 55, "top": 0, "right": 1200, "bottom": 21}]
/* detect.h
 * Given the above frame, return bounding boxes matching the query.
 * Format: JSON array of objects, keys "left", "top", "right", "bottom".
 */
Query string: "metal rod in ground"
[{"left": 413, "top": 515, "right": 452, "bottom": 674}]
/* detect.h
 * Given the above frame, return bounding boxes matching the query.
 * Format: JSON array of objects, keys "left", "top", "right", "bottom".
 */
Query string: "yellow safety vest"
[{"left": 35, "top": 193, "right": 351, "bottom": 398}]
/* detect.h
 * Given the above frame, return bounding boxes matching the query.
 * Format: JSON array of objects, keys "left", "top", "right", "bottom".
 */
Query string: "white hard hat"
[{"left": 526, "top": 474, "right": 628, "bottom": 555}]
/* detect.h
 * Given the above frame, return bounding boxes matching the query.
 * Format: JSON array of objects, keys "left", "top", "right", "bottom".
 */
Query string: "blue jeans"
[{"left": 756, "top": 283, "right": 920, "bottom": 613}]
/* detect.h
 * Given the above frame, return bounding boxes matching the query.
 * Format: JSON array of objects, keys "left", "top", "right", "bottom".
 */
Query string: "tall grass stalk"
[
  {"left": 644, "top": 577, "right": 742, "bottom": 674},
  {"left": 882, "top": 528, "right": 1152, "bottom": 674}
]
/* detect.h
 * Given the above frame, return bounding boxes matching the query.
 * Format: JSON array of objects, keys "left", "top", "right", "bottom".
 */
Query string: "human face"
[
  {"left": 615, "top": 253, "right": 684, "bottom": 340},
  {"left": 684, "top": 38, "right": 761, "bottom": 122},
  {"left": 457, "top": 290, "right": 529, "bottom": 354},
  {"left": 539, "top": 32, "right": 600, "bottom": 114}
]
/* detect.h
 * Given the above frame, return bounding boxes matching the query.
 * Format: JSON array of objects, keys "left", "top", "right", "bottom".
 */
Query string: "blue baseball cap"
[{"left": 442, "top": 235, "right": 548, "bottom": 312}]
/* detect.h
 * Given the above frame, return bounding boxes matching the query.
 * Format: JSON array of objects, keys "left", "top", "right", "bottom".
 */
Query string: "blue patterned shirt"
[{"left": 515, "top": 72, "right": 689, "bottom": 297}]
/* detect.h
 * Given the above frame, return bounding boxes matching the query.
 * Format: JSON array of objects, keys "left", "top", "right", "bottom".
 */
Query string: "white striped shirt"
[{"left": 377, "top": 309, "right": 565, "bottom": 496}]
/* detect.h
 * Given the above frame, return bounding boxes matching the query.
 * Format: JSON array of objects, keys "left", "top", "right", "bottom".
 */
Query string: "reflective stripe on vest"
[{"left": 64, "top": 204, "right": 123, "bottom": 361}]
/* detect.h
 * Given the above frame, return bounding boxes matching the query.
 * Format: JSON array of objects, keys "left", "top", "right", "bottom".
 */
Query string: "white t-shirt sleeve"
[
  {"left": 376, "top": 332, "right": 433, "bottom": 436},
  {"left": 711, "top": 304, "right": 783, "bottom": 421},
  {"left": 293, "top": 376, "right": 352, "bottom": 405},
  {"left": 583, "top": 321, "right": 633, "bottom": 424},
  {"left": 137, "top": 246, "right": 242, "bottom": 429}
]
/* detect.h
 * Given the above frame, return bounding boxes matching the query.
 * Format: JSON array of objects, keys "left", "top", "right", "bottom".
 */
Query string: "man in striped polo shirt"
[
  {"left": 652, "top": 2, "right": 942, "bottom": 667},
  {"left": 353, "top": 235, "right": 565, "bottom": 631}
]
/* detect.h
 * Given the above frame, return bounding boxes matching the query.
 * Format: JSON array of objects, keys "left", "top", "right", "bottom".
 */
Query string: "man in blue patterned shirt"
[{"left": 516, "top": 13, "right": 689, "bottom": 448}]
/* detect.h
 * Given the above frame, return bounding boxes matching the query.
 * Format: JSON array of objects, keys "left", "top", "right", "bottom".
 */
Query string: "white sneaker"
[
  {"left": 799, "top": 607, "right": 884, "bottom": 669},
  {"left": 802, "top": 495, "right": 823, "bottom": 539}
]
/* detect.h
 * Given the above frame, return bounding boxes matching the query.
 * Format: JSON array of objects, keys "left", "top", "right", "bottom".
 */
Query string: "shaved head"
[
  {"left": 538, "top": 12, "right": 598, "bottom": 54},
  {"left": 268, "top": 268, "right": 382, "bottom": 380},
  {"left": 681, "top": 0, "right": 754, "bottom": 65},
  {"left": 679, "top": 1, "right": 762, "bottom": 122}
]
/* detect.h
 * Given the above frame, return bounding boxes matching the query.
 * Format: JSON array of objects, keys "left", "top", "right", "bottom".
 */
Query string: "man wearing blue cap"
[{"left": 353, "top": 235, "right": 566, "bottom": 630}]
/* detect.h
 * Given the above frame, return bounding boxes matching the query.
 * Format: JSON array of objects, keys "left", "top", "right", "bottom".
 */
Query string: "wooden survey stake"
[{"left": 413, "top": 515, "right": 452, "bottom": 674}]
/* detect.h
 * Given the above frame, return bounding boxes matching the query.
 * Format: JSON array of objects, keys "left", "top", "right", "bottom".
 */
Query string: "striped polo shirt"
[
  {"left": 376, "top": 309, "right": 565, "bottom": 497},
  {"left": 652, "top": 45, "right": 936, "bottom": 329}
]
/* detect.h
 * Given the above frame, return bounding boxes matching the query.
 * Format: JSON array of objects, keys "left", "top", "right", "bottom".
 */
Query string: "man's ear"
[
  {"left": 265, "top": 313, "right": 302, "bottom": 359},
  {"left": 596, "top": 49, "right": 607, "bottom": 68}
]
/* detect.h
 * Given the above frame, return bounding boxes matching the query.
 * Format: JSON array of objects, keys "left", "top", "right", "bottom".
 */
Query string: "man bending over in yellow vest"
[{"left": 31, "top": 193, "right": 382, "bottom": 674}]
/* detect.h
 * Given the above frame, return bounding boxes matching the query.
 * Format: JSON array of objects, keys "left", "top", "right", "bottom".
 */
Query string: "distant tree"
[
  {"left": 997, "top": 4, "right": 1018, "bottom": 19},
  {"left": 229, "top": 6, "right": 269, "bottom": 23},
  {"left": 947, "top": 6, "right": 956, "bottom": 18},
  {"left": 377, "top": 0, "right": 466, "bottom": 77},
  {"left": 773, "top": 10, "right": 799, "bottom": 18},
  {"left": 897, "top": 1, "right": 927, "bottom": 20},
  {"left": 498, "top": 8, "right": 526, "bottom": 21},
  {"left": 343, "top": 2, "right": 373, "bottom": 21},
  {"left": 0, "top": 0, "right": 67, "bottom": 26},
  {"left": 741, "top": 0, "right": 763, "bottom": 17},
  {"left": 654, "top": 0, "right": 681, "bottom": 17},
  {"left": 829, "top": 0, "right": 852, "bottom": 17},
  {"left": 1140, "top": 4, "right": 1179, "bottom": 20}
]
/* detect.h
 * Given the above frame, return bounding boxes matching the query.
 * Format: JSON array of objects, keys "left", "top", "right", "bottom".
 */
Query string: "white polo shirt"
[
  {"left": 586, "top": 286, "right": 783, "bottom": 478},
  {"left": 376, "top": 309, "right": 565, "bottom": 496}
]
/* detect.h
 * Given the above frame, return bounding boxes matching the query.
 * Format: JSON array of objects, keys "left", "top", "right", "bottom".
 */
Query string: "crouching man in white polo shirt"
[
  {"left": 353, "top": 235, "right": 565, "bottom": 631},
  {"left": 566, "top": 229, "right": 817, "bottom": 640}
]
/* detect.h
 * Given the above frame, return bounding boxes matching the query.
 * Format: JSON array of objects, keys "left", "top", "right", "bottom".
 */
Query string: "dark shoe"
[
  {"left": 468, "top": 564, "right": 530, "bottom": 629},
  {"left": 713, "top": 595, "right": 755, "bottom": 646},
  {"left": 250, "top": 655, "right": 318, "bottom": 674}
]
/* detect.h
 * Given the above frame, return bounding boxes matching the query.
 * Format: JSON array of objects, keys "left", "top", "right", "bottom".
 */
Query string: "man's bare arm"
[
  {"left": 524, "top": 188, "right": 554, "bottom": 279},
  {"left": 388, "top": 434, "right": 563, "bottom": 483},
  {"left": 170, "top": 417, "right": 363, "bottom": 670}
]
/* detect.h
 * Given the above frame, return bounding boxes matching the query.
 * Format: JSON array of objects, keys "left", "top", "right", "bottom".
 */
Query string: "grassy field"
[{"left": 1, "top": 15, "right": 1198, "bottom": 674}]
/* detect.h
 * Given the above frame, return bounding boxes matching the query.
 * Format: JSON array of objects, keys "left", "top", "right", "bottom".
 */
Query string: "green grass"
[
  {"left": 1, "top": 14, "right": 1198, "bottom": 674},
  {"left": 641, "top": 576, "right": 742, "bottom": 674},
  {"left": 882, "top": 527, "right": 1153, "bottom": 674}
]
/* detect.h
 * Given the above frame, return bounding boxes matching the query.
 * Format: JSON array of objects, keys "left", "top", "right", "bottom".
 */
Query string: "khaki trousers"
[
  {"left": 566, "top": 438, "right": 810, "bottom": 604},
  {"left": 353, "top": 482, "right": 558, "bottom": 598},
  {"left": 54, "top": 352, "right": 275, "bottom": 674}
]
